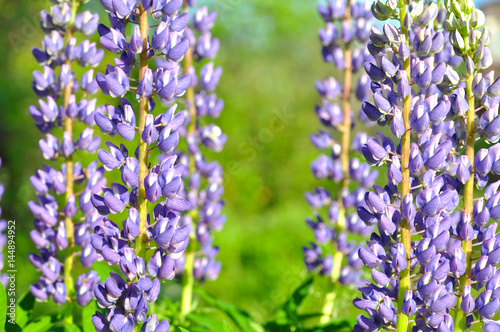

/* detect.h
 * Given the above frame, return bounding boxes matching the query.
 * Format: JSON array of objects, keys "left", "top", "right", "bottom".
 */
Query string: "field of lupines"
[{"left": 2, "top": 0, "right": 500, "bottom": 331}]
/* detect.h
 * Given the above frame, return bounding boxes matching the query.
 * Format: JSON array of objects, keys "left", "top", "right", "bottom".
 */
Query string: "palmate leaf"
[{"left": 193, "top": 286, "right": 263, "bottom": 332}]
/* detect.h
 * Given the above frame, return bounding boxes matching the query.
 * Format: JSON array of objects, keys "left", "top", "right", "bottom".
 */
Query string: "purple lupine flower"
[
  {"left": 168, "top": 3, "right": 226, "bottom": 315},
  {"left": 91, "top": 0, "right": 191, "bottom": 329},
  {"left": 28, "top": 1, "right": 105, "bottom": 306},
  {"left": 304, "top": 0, "right": 375, "bottom": 323},
  {"left": 354, "top": 1, "right": 500, "bottom": 331}
]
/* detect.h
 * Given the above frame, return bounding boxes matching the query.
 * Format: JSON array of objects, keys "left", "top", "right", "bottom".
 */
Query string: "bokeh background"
[{"left": 1, "top": 0, "right": 499, "bottom": 328}]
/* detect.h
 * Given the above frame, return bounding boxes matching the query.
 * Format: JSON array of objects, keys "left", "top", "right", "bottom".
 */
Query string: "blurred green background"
[{"left": 0, "top": 0, "right": 373, "bottom": 327}]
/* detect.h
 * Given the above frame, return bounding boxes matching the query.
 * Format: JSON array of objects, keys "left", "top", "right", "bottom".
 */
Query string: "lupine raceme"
[
  {"left": 90, "top": 0, "right": 192, "bottom": 330},
  {"left": 16, "top": 0, "right": 500, "bottom": 330},
  {"left": 303, "top": 0, "right": 377, "bottom": 323},
  {"left": 28, "top": 0, "right": 105, "bottom": 313},
  {"left": 353, "top": 0, "right": 500, "bottom": 331},
  {"left": 173, "top": 0, "right": 226, "bottom": 317}
]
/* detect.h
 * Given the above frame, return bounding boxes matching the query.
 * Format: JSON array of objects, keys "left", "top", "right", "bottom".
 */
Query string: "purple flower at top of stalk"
[
  {"left": 28, "top": 0, "right": 105, "bottom": 307},
  {"left": 303, "top": 0, "right": 376, "bottom": 323},
  {"left": 90, "top": 0, "right": 192, "bottom": 329},
  {"left": 171, "top": 3, "right": 226, "bottom": 290},
  {"left": 353, "top": 1, "right": 500, "bottom": 331}
]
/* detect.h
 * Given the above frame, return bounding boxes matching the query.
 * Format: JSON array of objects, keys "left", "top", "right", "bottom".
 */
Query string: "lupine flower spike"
[
  {"left": 353, "top": 0, "right": 500, "bottom": 331},
  {"left": 303, "top": 0, "right": 375, "bottom": 323},
  {"left": 91, "top": 0, "right": 192, "bottom": 330},
  {"left": 173, "top": 0, "right": 226, "bottom": 316},
  {"left": 28, "top": 0, "right": 105, "bottom": 311}
]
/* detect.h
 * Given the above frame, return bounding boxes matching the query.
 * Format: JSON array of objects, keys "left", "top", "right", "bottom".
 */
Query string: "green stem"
[
  {"left": 320, "top": 290, "right": 338, "bottom": 324},
  {"left": 319, "top": 7, "right": 352, "bottom": 324},
  {"left": 320, "top": 199, "right": 346, "bottom": 324},
  {"left": 179, "top": 1, "right": 197, "bottom": 317},
  {"left": 62, "top": 0, "right": 79, "bottom": 320},
  {"left": 396, "top": 2, "right": 411, "bottom": 331},
  {"left": 180, "top": 232, "right": 196, "bottom": 316},
  {"left": 454, "top": 49, "right": 475, "bottom": 332},
  {"left": 135, "top": 3, "right": 150, "bottom": 260}
]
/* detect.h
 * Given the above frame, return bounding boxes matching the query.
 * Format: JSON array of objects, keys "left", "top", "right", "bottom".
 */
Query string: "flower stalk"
[
  {"left": 454, "top": 29, "right": 475, "bottom": 332},
  {"left": 62, "top": 0, "right": 78, "bottom": 305},
  {"left": 176, "top": 0, "right": 227, "bottom": 316},
  {"left": 135, "top": 3, "right": 150, "bottom": 260},
  {"left": 29, "top": 0, "right": 104, "bottom": 310},
  {"left": 304, "top": 0, "right": 375, "bottom": 324},
  {"left": 354, "top": 0, "right": 500, "bottom": 330},
  {"left": 91, "top": 0, "right": 192, "bottom": 329},
  {"left": 180, "top": 4, "right": 197, "bottom": 315},
  {"left": 320, "top": 4, "right": 353, "bottom": 323},
  {"left": 396, "top": 2, "right": 411, "bottom": 331}
]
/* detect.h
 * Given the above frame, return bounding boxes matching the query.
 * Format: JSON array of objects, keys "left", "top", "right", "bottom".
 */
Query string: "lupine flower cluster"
[
  {"left": 0, "top": 159, "right": 7, "bottom": 287},
  {"left": 353, "top": 0, "right": 500, "bottom": 331},
  {"left": 174, "top": 0, "right": 226, "bottom": 297},
  {"left": 90, "top": 0, "right": 192, "bottom": 330},
  {"left": 302, "top": 0, "right": 376, "bottom": 321},
  {"left": 28, "top": 0, "right": 105, "bottom": 306}
]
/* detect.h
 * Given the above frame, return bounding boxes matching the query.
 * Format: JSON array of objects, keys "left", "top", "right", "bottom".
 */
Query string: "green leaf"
[
  {"left": 329, "top": 316, "right": 357, "bottom": 326},
  {"left": 82, "top": 301, "right": 98, "bottom": 332},
  {"left": 186, "top": 312, "right": 222, "bottom": 331},
  {"left": 22, "top": 316, "right": 53, "bottom": 332},
  {"left": 179, "top": 327, "right": 191, "bottom": 332},
  {"left": 223, "top": 321, "right": 236, "bottom": 332},
  {"left": 276, "top": 277, "right": 313, "bottom": 326},
  {"left": 296, "top": 313, "right": 323, "bottom": 322},
  {"left": 291, "top": 317, "right": 357, "bottom": 332},
  {"left": 14, "top": 292, "right": 35, "bottom": 328},
  {"left": 0, "top": 282, "right": 6, "bottom": 330},
  {"left": 188, "top": 328, "right": 215, "bottom": 332},
  {"left": 193, "top": 287, "right": 262, "bottom": 332},
  {"left": 5, "top": 322, "right": 22, "bottom": 332},
  {"left": 304, "top": 320, "right": 352, "bottom": 332},
  {"left": 64, "top": 322, "right": 81, "bottom": 332},
  {"left": 262, "top": 322, "right": 293, "bottom": 332},
  {"left": 248, "top": 321, "right": 265, "bottom": 332},
  {"left": 265, "top": 318, "right": 355, "bottom": 332}
]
